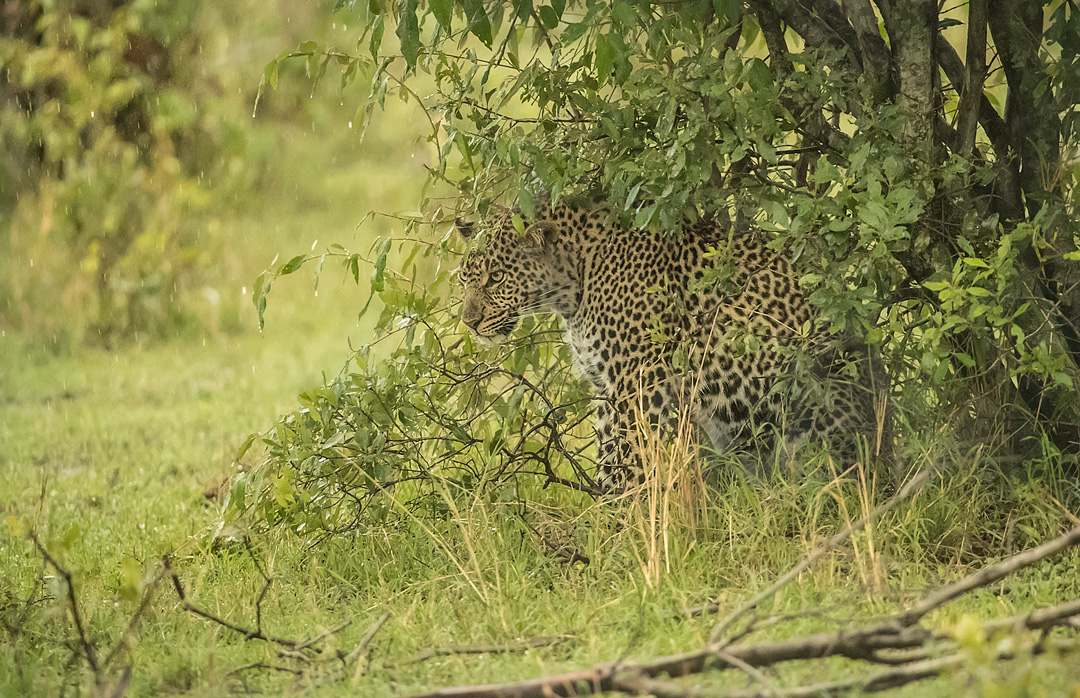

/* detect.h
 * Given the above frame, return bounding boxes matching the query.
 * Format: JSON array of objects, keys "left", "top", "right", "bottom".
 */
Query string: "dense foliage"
[{"left": 236, "top": 0, "right": 1080, "bottom": 532}]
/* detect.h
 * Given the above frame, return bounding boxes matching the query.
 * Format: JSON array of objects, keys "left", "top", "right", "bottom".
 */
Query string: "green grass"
[
  {"left": 3, "top": 52, "right": 1080, "bottom": 698},
  {"left": 4, "top": 315, "right": 1080, "bottom": 698}
]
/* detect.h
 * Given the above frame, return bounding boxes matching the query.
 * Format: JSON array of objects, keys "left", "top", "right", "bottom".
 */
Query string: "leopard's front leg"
[{"left": 593, "top": 395, "right": 642, "bottom": 493}]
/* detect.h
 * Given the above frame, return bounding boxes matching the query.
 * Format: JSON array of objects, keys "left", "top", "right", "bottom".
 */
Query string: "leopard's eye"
[{"left": 487, "top": 269, "right": 505, "bottom": 285}]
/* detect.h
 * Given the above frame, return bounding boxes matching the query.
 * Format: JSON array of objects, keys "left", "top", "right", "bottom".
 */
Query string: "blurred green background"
[{"left": 1, "top": 0, "right": 427, "bottom": 360}]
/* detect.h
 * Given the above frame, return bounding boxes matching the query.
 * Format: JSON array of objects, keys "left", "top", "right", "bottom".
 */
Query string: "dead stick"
[
  {"left": 291, "top": 620, "right": 354, "bottom": 654},
  {"left": 708, "top": 467, "right": 931, "bottom": 644},
  {"left": 101, "top": 564, "right": 169, "bottom": 670},
  {"left": 717, "top": 639, "right": 1079, "bottom": 698},
  {"left": 894, "top": 525, "right": 1080, "bottom": 627},
  {"left": 166, "top": 557, "right": 304, "bottom": 649},
  {"left": 345, "top": 612, "right": 392, "bottom": 665},
  {"left": 392, "top": 635, "right": 572, "bottom": 667}
]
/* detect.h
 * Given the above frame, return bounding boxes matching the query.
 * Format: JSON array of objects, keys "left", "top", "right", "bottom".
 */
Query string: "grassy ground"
[{"left": 4, "top": 52, "right": 1080, "bottom": 698}]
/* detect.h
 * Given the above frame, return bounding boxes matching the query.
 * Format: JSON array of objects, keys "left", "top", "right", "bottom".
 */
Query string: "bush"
[
  {"left": 227, "top": 239, "right": 595, "bottom": 534},
  {"left": 231, "top": 1, "right": 1080, "bottom": 534}
]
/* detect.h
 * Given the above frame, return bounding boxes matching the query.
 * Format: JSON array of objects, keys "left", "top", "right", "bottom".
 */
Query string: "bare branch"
[
  {"left": 884, "top": 0, "right": 938, "bottom": 149},
  {"left": 30, "top": 535, "right": 99, "bottom": 677},
  {"left": 956, "top": 0, "right": 988, "bottom": 160},
  {"left": 840, "top": 0, "right": 895, "bottom": 99},
  {"left": 748, "top": 1, "right": 851, "bottom": 153},
  {"left": 894, "top": 525, "right": 1080, "bottom": 627},
  {"left": 935, "top": 34, "right": 1010, "bottom": 155},
  {"left": 166, "top": 556, "right": 347, "bottom": 653},
  {"left": 389, "top": 635, "right": 573, "bottom": 667}
]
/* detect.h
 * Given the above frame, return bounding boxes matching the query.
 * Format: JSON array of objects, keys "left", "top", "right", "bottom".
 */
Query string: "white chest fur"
[{"left": 565, "top": 325, "right": 609, "bottom": 390}]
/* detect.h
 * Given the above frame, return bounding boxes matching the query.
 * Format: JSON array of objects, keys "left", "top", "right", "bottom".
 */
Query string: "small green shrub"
[{"left": 227, "top": 238, "right": 595, "bottom": 534}]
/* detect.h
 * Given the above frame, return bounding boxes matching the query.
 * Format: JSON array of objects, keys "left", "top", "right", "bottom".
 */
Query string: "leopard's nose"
[{"left": 461, "top": 297, "right": 483, "bottom": 331}]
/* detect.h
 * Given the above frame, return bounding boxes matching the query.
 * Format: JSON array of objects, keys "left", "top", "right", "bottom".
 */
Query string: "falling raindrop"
[{"left": 349, "top": 121, "right": 353, "bottom": 128}]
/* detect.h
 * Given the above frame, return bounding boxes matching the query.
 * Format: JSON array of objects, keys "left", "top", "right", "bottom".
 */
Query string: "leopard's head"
[{"left": 456, "top": 212, "right": 562, "bottom": 343}]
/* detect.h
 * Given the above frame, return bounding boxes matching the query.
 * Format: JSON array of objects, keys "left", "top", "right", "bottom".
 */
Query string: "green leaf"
[
  {"left": 463, "top": 0, "right": 493, "bottom": 45},
  {"left": 237, "top": 432, "right": 258, "bottom": 461},
  {"left": 279, "top": 255, "right": 307, "bottom": 275},
  {"left": 371, "top": 238, "right": 393, "bottom": 293},
  {"left": 561, "top": 21, "right": 590, "bottom": 44},
  {"left": 744, "top": 58, "right": 773, "bottom": 91},
  {"left": 519, "top": 188, "right": 535, "bottom": 218},
  {"left": 511, "top": 0, "right": 532, "bottom": 21},
  {"left": 253, "top": 271, "right": 271, "bottom": 330},
  {"left": 264, "top": 59, "right": 280, "bottom": 90},
  {"left": 396, "top": 0, "right": 421, "bottom": 70},
  {"left": 712, "top": 0, "right": 739, "bottom": 24},
  {"left": 369, "top": 15, "right": 385, "bottom": 59},
  {"left": 595, "top": 33, "right": 616, "bottom": 84},
  {"left": 431, "top": 0, "right": 453, "bottom": 30},
  {"left": 349, "top": 255, "right": 361, "bottom": 284},
  {"left": 612, "top": 1, "right": 636, "bottom": 29},
  {"left": 538, "top": 5, "right": 559, "bottom": 29}
]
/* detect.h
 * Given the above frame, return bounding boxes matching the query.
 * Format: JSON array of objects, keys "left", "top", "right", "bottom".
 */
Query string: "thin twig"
[
  {"left": 101, "top": 564, "right": 169, "bottom": 669},
  {"left": 345, "top": 611, "right": 392, "bottom": 665},
  {"left": 226, "top": 662, "right": 304, "bottom": 677},
  {"left": 166, "top": 556, "right": 304, "bottom": 649},
  {"left": 30, "top": 535, "right": 99, "bottom": 676},
  {"left": 391, "top": 635, "right": 572, "bottom": 667},
  {"left": 291, "top": 620, "right": 354, "bottom": 654}
]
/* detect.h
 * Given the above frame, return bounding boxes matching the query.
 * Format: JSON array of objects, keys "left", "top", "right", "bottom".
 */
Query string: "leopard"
[{"left": 457, "top": 199, "right": 888, "bottom": 492}]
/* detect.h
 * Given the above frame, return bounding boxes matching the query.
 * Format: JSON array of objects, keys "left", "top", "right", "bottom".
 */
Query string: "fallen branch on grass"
[
  {"left": 164, "top": 554, "right": 375, "bottom": 664},
  {"left": 405, "top": 525, "right": 1080, "bottom": 698},
  {"left": 388, "top": 635, "right": 574, "bottom": 667}
]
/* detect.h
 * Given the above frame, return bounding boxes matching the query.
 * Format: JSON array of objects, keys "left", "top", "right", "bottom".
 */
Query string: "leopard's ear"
[
  {"left": 456, "top": 218, "right": 475, "bottom": 239},
  {"left": 524, "top": 220, "right": 558, "bottom": 250}
]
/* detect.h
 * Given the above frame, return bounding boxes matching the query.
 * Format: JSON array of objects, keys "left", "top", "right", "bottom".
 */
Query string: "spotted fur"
[{"left": 459, "top": 200, "right": 882, "bottom": 491}]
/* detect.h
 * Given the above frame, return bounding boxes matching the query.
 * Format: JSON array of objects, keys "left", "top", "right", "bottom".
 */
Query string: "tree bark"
[
  {"left": 883, "top": 0, "right": 937, "bottom": 152},
  {"left": 840, "top": 0, "right": 896, "bottom": 101}
]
